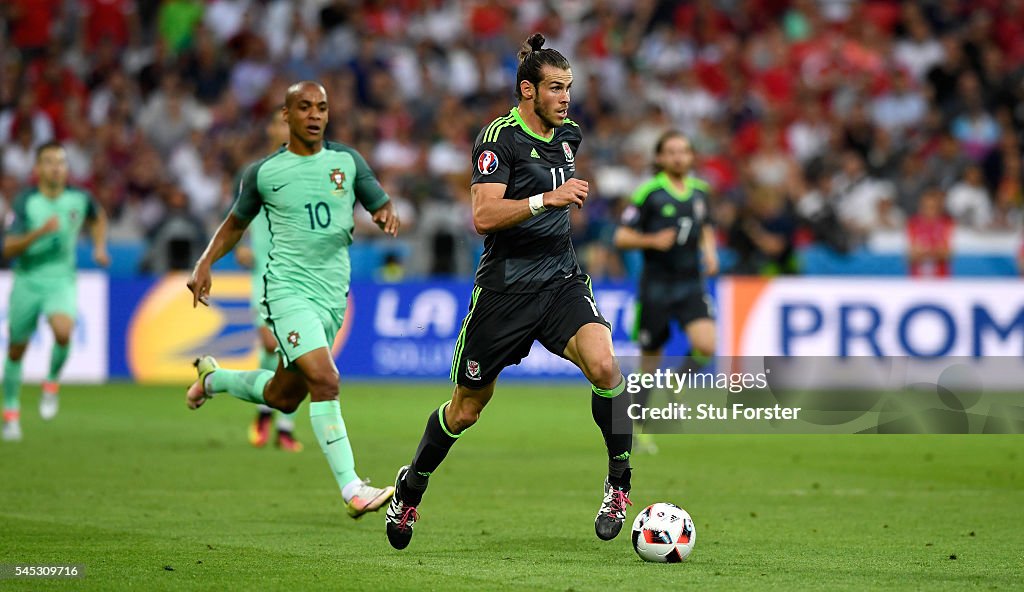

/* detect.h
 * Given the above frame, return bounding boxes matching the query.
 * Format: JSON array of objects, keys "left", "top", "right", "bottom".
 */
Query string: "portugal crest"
[
  {"left": 287, "top": 331, "right": 301, "bottom": 348},
  {"left": 329, "top": 168, "right": 346, "bottom": 191}
]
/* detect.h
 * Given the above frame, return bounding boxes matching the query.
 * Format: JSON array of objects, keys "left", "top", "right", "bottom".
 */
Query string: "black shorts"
[
  {"left": 450, "top": 275, "right": 611, "bottom": 387},
  {"left": 633, "top": 280, "right": 714, "bottom": 351}
]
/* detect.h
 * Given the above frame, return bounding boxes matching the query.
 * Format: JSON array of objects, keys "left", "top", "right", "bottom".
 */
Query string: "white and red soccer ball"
[{"left": 631, "top": 502, "right": 696, "bottom": 563}]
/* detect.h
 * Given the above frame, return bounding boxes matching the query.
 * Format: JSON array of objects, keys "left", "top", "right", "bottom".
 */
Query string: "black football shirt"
[{"left": 470, "top": 108, "right": 583, "bottom": 293}]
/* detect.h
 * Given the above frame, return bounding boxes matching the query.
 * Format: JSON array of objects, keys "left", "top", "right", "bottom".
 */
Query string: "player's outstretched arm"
[
  {"left": 187, "top": 213, "right": 250, "bottom": 307},
  {"left": 371, "top": 201, "right": 400, "bottom": 237},
  {"left": 472, "top": 178, "right": 589, "bottom": 234},
  {"left": 612, "top": 226, "right": 676, "bottom": 252},
  {"left": 89, "top": 208, "right": 110, "bottom": 267},
  {"left": 2, "top": 216, "right": 59, "bottom": 259}
]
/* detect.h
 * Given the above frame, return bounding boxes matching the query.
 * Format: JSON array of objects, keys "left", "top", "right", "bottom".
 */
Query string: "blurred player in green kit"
[
  {"left": 234, "top": 109, "right": 303, "bottom": 452},
  {"left": 2, "top": 141, "right": 109, "bottom": 442},
  {"left": 186, "top": 81, "right": 400, "bottom": 517}
]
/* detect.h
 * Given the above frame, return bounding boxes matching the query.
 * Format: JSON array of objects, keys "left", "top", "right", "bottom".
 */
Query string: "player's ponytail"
[{"left": 515, "top": 33, "right": 570, "bottom": 100}]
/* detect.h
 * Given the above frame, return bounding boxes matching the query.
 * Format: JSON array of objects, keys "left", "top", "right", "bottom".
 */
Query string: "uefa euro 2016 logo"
[{"left": 477, "top": 150, "right": 499, "bottom": 175}]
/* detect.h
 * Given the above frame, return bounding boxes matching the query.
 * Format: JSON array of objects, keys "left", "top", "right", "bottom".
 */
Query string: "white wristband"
[{"left": 529, "top": 193, "right": 546, "bottom": 216}]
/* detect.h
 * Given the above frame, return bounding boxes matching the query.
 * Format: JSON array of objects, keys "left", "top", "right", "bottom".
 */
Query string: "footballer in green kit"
[
  {"left": 186, "top": 81, "right": 400, "bottom": 517},
  {"left": 2, "top": 141, "right": 110, "bottom": 442},
  {"left": 234, "top": 109, "right": 303, "bottom": 452}
]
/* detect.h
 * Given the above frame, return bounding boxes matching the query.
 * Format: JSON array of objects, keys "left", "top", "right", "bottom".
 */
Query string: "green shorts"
[
  {"left": 261, "top": 295, "right": 345, "bottom": 367},
  {"left": 7, "top": 274, "right": 77, "bottom": 344}
]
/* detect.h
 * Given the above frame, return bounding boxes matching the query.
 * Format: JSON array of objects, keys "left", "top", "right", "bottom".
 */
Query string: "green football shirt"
[
  {"left": 7, "top": 186, "right": 98, "bottom": 278},
  {"left": 231, "top": 142, "right": 389, "bottom": 306}
]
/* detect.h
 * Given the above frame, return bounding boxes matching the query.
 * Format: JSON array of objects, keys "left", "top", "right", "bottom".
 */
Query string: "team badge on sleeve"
[
  {"left": 621, "top": 205, "right": 639, "bottom": 225},
  {"left": 467, "top": 360, "right": 481, "bottom": 380},
  {"left": 477, "top": 151, "right": 499, "bottom": 175}
]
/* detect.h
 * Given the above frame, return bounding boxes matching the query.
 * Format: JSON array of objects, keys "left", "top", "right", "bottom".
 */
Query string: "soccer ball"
[{"left": 631, "top": 502, "right": 696, "bottom": 563}]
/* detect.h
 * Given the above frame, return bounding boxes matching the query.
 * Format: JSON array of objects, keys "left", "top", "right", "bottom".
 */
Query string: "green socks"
[
  {"left": 310, "top": 400, "right": 359, "bottom": 496},
  {"left": 48, "top": 343, "right": 70, "bottom": 382},
  {"left": 3, "top": 359, "right": 22, "bottom": 413},
  {"left": 207, "top": 369, "right": 272, "bottom": 404}
]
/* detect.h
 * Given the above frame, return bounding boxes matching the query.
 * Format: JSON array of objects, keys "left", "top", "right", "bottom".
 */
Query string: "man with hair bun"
[{"left": 385, "top": 33, "right": 634, "bottom": 550}]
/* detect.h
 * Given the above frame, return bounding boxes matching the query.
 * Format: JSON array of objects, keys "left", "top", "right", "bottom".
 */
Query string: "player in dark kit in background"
[
  {"left": 613, "top": 131, "right": 718, "bottom": 454},
  {"left": 385, "top": 33, "right": 633, "bottom": 550}
]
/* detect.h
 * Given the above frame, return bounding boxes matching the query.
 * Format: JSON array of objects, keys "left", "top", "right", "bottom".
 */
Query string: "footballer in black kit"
[
  {"left": 614, "top": 131, "right": 719, "bottom": 455},
  {"left": 386, "top": 33, "right": 634, "bottom": 551},
  {"left": 621, "top": 170, "right": 714, "bottom": 351},
  {"left": 450, "top": 107, "right": 609, "bottom": 387}
]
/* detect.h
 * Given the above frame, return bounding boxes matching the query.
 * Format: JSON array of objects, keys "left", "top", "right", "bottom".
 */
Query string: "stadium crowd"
[{"left": 1, "top": 0, "right": 1022, "bottom": 277}]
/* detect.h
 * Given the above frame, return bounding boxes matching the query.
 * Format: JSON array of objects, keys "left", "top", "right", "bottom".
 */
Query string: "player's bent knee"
[
  {"left": 304, "top": 369, "right": 340, "bottom": 400},
  {"left": 587, "top": 355, "right": 621, "bottom": 390}
]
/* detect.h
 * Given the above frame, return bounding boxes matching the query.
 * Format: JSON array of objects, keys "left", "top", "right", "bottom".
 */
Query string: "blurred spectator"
[
  {"left": 0, "top": 89, "right": 55, "bottom": 147},
  {"left": 907, "top": 187, "right": 953, "bottom": 277},
  {"left": 2, "top": 122, "right": 36, "bottom": 184},
  {"left": 951, "top": 97, "right": 1000, "bottom": 152},
  {"left": 892, "top": 151, "right": 929, "bottom": 215},
  {"left": 655, "top": 68, "right": 717, "bottom": 137},
  {"left": 870, "top": 69, "right": 927, "bottom": 135},
  {"left": 727, "top": 187, "right": 797, "bottom": 276},
  {"left": 946, "top": 164, "right": 993, "bottom": 229},
  {"left": 80, "top": 0, "right": 139, "bottom": 51},
  {"left": 204, "top": 0, "right": 250, "bottom": 43},
  {"left": 137, "top": 75, "right": 211, "bottom": 155},
  {"left": 894, "top": 16, "right": 945, "bottom": 81},
  {"left": 7, "top": 0, "right": 61, "bottom": 58},
  {"left": 180, "top": 28, "right": 230, "bottom": 104},
  {"left": 923, "top": 132, "right": 970, "bottom": 191},
  {"left": 157, "top": 0, "right": 204, "bottom": 54},
  {"left": 992, "top": 156, "right": 1023, "bottom": 231},
  {"left": 927, "top": 35, "right": 969, "bottom": 115},
  {"left": 229, "top": 34, "right": 274, "bottom": 109},
  {"left": 833, "top": 151, "right": 901, "bottom": 239},
  {"left": 747, "top": 122, "right": 798, "bottom": 194},
  {"left": 63, "top": 118, "right": 95, "bottom": 184},
  {"left": 139, "top": 185, "right": 207, "bottom": 273},
  {"left": 786, "top": 97, "right": 832, "bottom": 165},
  {"left": 179, "top": 148, "right": 227, "bottom": 223}
]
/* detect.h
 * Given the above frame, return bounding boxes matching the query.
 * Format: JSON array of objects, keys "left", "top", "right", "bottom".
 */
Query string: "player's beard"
[
  {"left": 534, "top": 102, "right": 565, "bottom": 129},
  {"left": 666, "top": 164, "right": 690, "bottom": 178}
]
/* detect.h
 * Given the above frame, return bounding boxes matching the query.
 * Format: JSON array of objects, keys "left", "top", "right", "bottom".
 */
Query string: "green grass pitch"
[{"left": 0, "top": 383, "right": 1021, "bottom": 590}]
